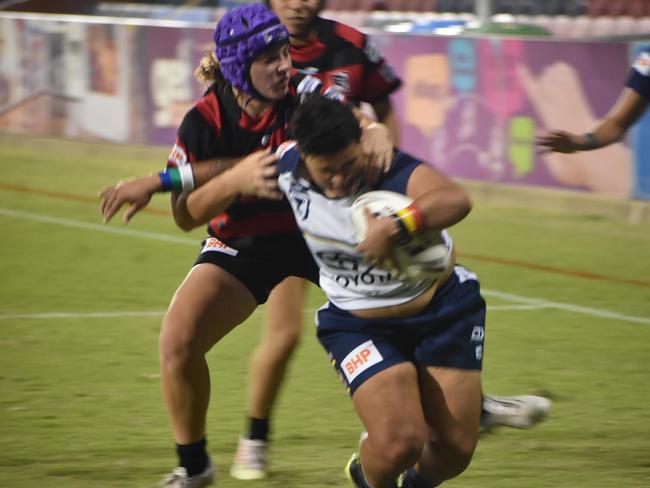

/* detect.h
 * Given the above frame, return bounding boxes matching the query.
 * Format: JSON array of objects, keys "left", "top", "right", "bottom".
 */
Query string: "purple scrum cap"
[{"left": 213, "top": 4, "right": 290, "bottom": 93}]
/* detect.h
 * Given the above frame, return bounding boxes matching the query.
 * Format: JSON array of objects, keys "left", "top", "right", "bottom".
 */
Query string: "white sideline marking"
[
  {"left": 482, "top": 290, "right": 650, "bottom": 326},
  {"left": 487, "top": 304, "right": 551, "bottom": 311},
  {"left": 0, "top": 207, "right": 197, "bottom": 246},
  {"left": 0, "top": 304, "right": 581, "bottom": 321},
  {"left": 0, "top": 311, "right": 165, "bottom": 320},
  {"left": 1, "top": 207, "right": 649, "bottom": 326}
]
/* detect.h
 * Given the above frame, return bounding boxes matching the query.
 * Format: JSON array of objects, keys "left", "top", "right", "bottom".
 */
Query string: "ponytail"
[{"left": 194, "top": 51, "right": 227, "bottom": 87}]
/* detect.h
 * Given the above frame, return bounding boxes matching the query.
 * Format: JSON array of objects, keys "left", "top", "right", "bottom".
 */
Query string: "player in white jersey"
[{"left": 276, "top": 95, "right": 481, "bottom": 488}]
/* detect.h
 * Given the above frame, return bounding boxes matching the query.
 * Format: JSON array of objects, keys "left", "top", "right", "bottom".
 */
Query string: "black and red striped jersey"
[
  {"left": 290, "top": 17, "right": 401, "bottom": 104},
  {"left": 166, "top": 76, "right": 335, "bottom": 240}
]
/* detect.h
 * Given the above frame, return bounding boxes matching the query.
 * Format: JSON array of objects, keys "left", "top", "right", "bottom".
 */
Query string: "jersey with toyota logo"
[{"left": 276, "top": 143, "right": 453, "bottom": 311}]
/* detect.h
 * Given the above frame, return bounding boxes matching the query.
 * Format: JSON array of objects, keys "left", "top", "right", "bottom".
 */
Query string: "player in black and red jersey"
[
  {"left": 99, "top": 5, "right": 392, "bottom": 487},
  {"left": 229, "top": 1, "right": 403, "bottom": 480}
]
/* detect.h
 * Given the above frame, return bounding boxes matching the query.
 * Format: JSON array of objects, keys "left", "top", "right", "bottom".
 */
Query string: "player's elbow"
[
  {"left": 174, "top": 216, "right": 199, "bottom": 232},
  {"left": 452, "top": 186, "right": 472, "bottom": 222}
]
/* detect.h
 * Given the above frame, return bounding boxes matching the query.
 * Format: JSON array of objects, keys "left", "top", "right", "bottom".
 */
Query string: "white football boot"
[
  {"left": 161, "top": 458, "right": 215, "bottom": 488},
  {"left": 481, "top": 395, "right": 552, "bottom": 432},
  {"left": 230, "top": 437, "right": 268, "bottom": 480}
]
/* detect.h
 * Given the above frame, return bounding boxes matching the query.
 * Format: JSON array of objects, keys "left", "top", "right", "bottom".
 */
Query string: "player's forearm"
[
  {"left": 165, "top": 158, "right": 240, "bottom": 230},
  {"left": 582, "top": 88, "right": 649, "bottom": 150},
  {"left": 189, "top": 158, "right": 240, "bottom": 187},
  {"left": 183, "top": 170, "right": 240, "bottom": 226},
  {"left": 415, "top": 185, "right": 472, "bottom": 231},
  {"left": 579, "top": 118, "right": 628, "bottom": 150},
  {"left": 372, "top": 98, "right": 399, "bottom": 145}
]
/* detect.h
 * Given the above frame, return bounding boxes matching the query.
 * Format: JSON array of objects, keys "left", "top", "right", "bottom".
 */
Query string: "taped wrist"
[{"left": 159, "top": 165, "right": 195, "bottom": 193}]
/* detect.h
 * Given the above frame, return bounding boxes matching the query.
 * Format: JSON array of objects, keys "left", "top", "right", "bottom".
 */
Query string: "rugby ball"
[{"left": 350, "top": 190, "right": 450, "bottom": 280}]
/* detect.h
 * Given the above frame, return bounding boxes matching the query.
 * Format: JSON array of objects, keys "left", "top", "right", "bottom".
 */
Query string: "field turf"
[{"left": 1, "top": 133, "right": 649, "bottom": 487}]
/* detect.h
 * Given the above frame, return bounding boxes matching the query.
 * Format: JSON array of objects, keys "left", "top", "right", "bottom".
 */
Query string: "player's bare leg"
[
  {"left": 231, "top": 276, "right": 307, "bottom": 480},
  {"left": 347, "top": 362, "right": 427, "bottom": 488},
  {"left": 160, "top": 263, "right": 258, "bottom": 487}
]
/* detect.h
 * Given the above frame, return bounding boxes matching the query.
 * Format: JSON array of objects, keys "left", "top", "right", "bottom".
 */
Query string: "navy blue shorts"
[
  {"left": 194, "top": 232, "right": 319, "bottom": 304},
  {"left": 316, "top": 266, "right": 486, "bottom": 395}
]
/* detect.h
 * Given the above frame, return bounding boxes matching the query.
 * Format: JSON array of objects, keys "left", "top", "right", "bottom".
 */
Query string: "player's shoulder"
[
  {"left": 389, "top": 150, "right": 424, "bottom": 174},
  {"left": 377, "top": 150, "right": 424, "bottom": 193},
  {"left": 275, "top": 141, "right": 301, "bottom": 174},
  {"left": 318, "top": 17, "right": 366, "bottom": 49},
  {"left": 631, "top": 48, "right": 650, "bottom": 78},
  {"left": 182, "top": 87, "right": 224, "bottom": 133}
]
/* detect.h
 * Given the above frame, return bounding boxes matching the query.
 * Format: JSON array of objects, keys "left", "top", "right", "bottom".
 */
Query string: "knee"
[
  {"left": 159, "top": 316, "right": 201, "bottom": 373},
  {"left": 371, "top": 423, "right": 425, "bottom": 471},
  {"left": 261, "top": 325, "right": 302, "bottom": 357},
  {"left": 439, "top": 432, "right": 478, "bottom": 478}
]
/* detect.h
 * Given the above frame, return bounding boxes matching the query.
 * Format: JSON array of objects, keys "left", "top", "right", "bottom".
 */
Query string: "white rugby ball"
[{"left": 350, "top": 190, "right": 450, "bottom": 280}]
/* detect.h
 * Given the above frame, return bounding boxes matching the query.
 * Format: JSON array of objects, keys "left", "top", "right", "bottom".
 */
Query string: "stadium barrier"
[{"left": 0, "top": 11, "right": 648, "bottom": 199}]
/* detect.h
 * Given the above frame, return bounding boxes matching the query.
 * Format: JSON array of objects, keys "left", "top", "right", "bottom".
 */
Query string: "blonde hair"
[{"left": 194, "top": 51, "right": 226, "bottom": 86}]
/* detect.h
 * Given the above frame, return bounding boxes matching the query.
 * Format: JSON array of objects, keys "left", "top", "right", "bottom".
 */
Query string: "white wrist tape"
[{"left": 179, "top": 164, "right": 195, "bottom": 193}]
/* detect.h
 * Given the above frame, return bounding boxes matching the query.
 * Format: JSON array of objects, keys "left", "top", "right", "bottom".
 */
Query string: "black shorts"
[{"left": 194, "top": 232, "right": 319, "bottom": 304}]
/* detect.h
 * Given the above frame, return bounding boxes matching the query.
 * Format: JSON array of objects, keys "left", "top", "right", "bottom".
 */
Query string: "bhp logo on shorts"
[
  {"left": 341, "top": 340, "right": 383, "bottom": 384},
  {"left": 201, "top": 237, "right": 238, "bottom": 256}
]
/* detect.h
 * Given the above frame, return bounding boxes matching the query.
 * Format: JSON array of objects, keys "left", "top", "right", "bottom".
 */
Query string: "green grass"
[{"left": 1, "top": 134, "right": 649, "bottom": 487}]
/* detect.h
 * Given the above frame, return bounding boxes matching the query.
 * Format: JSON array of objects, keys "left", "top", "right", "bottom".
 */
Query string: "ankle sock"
[
  {"left": 176, "top": 438, "right": 208, "bottom": 477},
  {"left": 247, "top": 417, "right": 269, "bottom": 441}
]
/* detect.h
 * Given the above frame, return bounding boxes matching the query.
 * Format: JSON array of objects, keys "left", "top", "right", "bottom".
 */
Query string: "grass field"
[{"left": 1, "top": 133, "right": 649, "bottom": 488}]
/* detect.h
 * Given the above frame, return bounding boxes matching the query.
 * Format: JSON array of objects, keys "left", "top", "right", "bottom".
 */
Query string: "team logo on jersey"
[
  {"left": 316, "top": 250, "right": 394, "bottom": 287},
  {"left": 632, "top": 50, "right": 650, "bottom": 76},
  {"left": 168, "top": 143, "right": 188, "bottom": 166},
  {"left": 299, "top": 67, "right": 320, "bottom": 75},
  {"left": 200, "top": 237, "right": 238, "bottom": 256},
  {"left": 297, "top": 74, "right": 324, "bottom": 97},
  {"left": 341, "top": 340, "right": 383, "bottom": 383},
  {"left": 364, "top": 38, "right": 382, "bottom": 64},
  {"left": 330, "top": 71, "right": 351, "bottom": 94},
  {"left": 378, "top": 63, "right": 399, "bottom": 84},
  {"left": 288, "top": 180, "right": 310, "bottom": 220},
  {"left": 324, "top": 85, "right": 347, "bottom": 103}
]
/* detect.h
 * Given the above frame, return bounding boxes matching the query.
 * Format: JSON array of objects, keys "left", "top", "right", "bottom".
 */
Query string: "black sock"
[
  {"left": 176, "top": 438, "right": 208, "bottom": 477},
  {"left": 402, "top": 467, "right": 437, "bottom": 488},
  {"left": 247, "top": 417, "right": 269, "bottom": 441}
]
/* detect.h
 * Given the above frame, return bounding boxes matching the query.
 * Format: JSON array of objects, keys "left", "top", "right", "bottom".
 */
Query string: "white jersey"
[{"left": 276, "top": 143, "right": 453, "bottom": 311}]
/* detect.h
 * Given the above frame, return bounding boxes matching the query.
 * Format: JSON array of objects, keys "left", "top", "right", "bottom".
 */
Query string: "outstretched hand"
[
  {"left": 536, "top": 130, "right": 584, "bottom": 154},
  {"left": 99, "top": 174, "right": 161, "bottom": 224}
]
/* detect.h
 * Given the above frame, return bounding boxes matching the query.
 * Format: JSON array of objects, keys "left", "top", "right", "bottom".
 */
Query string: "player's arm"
[
  {"left": 405, "top": 164, "right": 472, "bottom": 231},
  {"left": 537, "top": 87, "right": 649, "bottom": 153},
  {"left": 182, "top": 149, "right": 282, "bottom": 229},
  {"left": 370, "top": 96, "right": 399, "bottom": 145},
  {"left": 169, "top": 158, "right": 242, "bottom": 230},
  {"left": 352, "top": 106, "right": 393, "bottom": 178},
  {"left": 99, "top": 157, "right": 239, "bottom": 225},
  {"left": 357, "top": 163, "right": 471, "bottom": 268}
]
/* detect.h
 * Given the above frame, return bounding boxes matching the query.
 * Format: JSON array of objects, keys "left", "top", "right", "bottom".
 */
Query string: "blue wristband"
[{"left": 159, "top": 171, "right": 173, "bottom": 192}]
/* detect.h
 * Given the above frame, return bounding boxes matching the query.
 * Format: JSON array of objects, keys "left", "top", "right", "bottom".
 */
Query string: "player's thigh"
[
  {"left": 162, "top": 263, "right": 258, "bottom": 354},
  {"left": 264, "top": 276, "right": 308, "bottom": 334},
  {"left": 352, "top": 362, "right": 426, "bottom": 436},
  {"left": 419, "top": 366, "right": 481, "bottom": 446}
]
